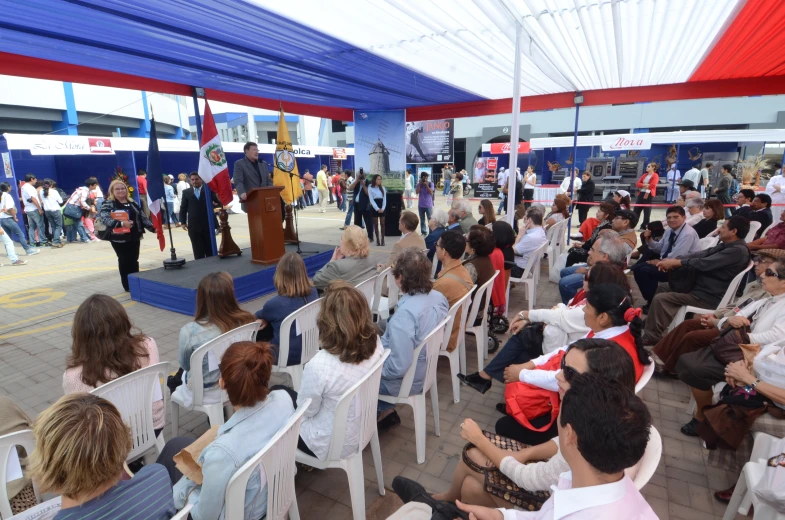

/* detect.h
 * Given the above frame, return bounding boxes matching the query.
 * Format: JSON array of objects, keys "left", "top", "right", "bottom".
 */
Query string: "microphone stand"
[{"left": 288, "top": 172, "right": 317, "bottom": 255}]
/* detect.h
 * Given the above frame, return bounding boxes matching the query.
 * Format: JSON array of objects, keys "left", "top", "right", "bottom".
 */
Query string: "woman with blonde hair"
[
  {"left": 313, "top": 224, "right": 377, "bottom": 290},
  {"left": 98, "top": 179, "right": 155, "bottom": 291},
  {"left": 63, "top": 294, "right": 164, "bottom": 434},
  {"left": 29, "top": 393, "right": 175, "bottom": 518},
  {"left": 254, "top": 252, "right": 319, "bottom": 365},
  {"left": 173, "top": 271, "right": 256, "bottom": 407}
]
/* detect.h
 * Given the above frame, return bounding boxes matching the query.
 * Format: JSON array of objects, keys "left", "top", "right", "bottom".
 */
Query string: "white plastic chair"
[
  {"left": 172, "top": 399, "right": 312, "bottom": 520},
  {"left": 274, "top": 298, "right": 322, "bottom": 391},
  {"left": 722, "top": 432, "right": 785, "bottom": 520},
  {"left": 546, "top": 219, "right": 569, "bottom": 272},
  {"left": 430, "top": 256, "right": 439, "bottom": 279},
  {"left": 0, "top": 430, "right": 38, "bottom": 519},
  {"left": 91, "top": 361, "right": 170, "bottom": 461},
  {"left": 747, "top": 221, "right": 762, "bottom": 243},
  {"left": 634, "top": 362, "right": 655, "bottom": 394},
  {"left": 379, "top": 317, "right": 448, "bottom": 464},
  {"left": 439, "top": 290, "right": 473, "bottom": 404},
  {"left": 8, "top": 498, "right": 61, "bottom": 520},
  {"left": 171, "top": 321, "right": 260, "bottom": 436},
  {"left": 624, "top": 426, "right": 662, "bottom": 490},
  {"left": 667, "top": 260, "right": 754, "bottom": 332},
  {"left": 296, "top": 351, "right": 391, "bottom": 520},
  {"left": 372, "top": 267, "right": 400, "bottom": 321},
  {"left": 355, "top": 275, "right": 377, "bottom": 309},
  {"left": 464, "top": 271, "right": 500, "bottom": 373},
  {"left": 506, "top": 241, "right": 548, "bottom": 316}
]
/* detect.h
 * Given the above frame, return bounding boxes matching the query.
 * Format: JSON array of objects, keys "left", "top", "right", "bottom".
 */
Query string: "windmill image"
[
  {"left": 369, "top": 140, "right": 391, "bottom": 175},
  {"left": 354, "top": 110, "right": 406, "bottom": 190}
]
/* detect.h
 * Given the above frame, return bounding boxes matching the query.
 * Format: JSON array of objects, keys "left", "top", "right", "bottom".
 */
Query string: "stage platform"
[{"left": 128, "top": 243, "right": 333, "bottom": 315}]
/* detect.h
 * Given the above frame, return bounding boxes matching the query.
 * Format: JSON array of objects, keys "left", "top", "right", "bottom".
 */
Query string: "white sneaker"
[{"left": 26, "top": 248, "right": 40, "bottom": 256}]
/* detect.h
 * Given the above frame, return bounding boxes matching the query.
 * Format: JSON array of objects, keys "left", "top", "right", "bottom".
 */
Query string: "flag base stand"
[
  {"left": 218, "top": 209, "right": 242, "bottom": 258},
  {"left": 163, "top": 256, "right": 186, "bottom": 269}
]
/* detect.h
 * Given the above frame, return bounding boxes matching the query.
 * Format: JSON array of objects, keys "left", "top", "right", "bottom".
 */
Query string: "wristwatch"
[{"left": 744, "top": 379, "right": 761, "bottom": 392}]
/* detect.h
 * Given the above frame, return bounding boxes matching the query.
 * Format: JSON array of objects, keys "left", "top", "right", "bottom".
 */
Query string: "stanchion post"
[
  {"left": 565, "top": 94, "right": 582, "bottom": 244},
  {"left": 506, "top": 23, "right": 522, "bottom": 224},
  {"left": 191, "top": 88, "right": 218, "bottom": 256}
]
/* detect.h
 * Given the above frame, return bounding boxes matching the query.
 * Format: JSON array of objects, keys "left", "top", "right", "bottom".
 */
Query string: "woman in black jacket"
[
  {"left": 576, "top": 171, "right": 595, "bottom": 223},
  {"left": 98, "top": 180, "right": 155, "bottom": 291}
]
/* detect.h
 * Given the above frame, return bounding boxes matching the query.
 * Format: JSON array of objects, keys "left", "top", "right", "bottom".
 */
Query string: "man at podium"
[{"left": 232, "top": 142, "right": 272, "bottom": 212}]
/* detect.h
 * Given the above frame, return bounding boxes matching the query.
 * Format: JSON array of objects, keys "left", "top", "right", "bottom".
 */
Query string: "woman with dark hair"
[
  {"left": 368, "top": 174, "right": 387, "bottom": 246},
  {"left": 613, "top": 189, "right": 632, "bottom": 211},
  {"left": 173, "top": 272, "right": 256, "bottom": 407},
  {"left": 576, "top": 171, "right": 595, "bottom": 223},
  {"left": 491, "top": 219, "right": 515, "bottom": 286},
  {"left": 63, "top": 294, "right": 164, "bottom": 434},
  {"left": 634, "top": 162, "right": 660, "bottom": 229},
  {"left": 171, "top": 341, "right": 295, "bottom": 519},
  {"left": 544, "top": 194, "right": 570, "bottom": 230},
  {"left": 476, "top": 199, "right": 496, "bottom": 228},
  {"left": 463, "top": 225, "right": 497, "bottom": 325},
  {"left": 435, "top": 338, "right": 636, "bottom": 507},
  {"left": 692, "top": 198, "right": 723, "bottom": 238},
  {"left": 566, "top": 201, "right": 615, "bottom": 266}
]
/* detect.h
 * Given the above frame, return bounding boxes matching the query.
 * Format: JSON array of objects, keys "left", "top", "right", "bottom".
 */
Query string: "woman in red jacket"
[{"left": 634, "top": 162, "right": 660, "bottom": 230}]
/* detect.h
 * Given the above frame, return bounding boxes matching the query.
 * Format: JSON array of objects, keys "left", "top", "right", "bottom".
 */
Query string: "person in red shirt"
[
  {"left": 136, "top": 170, "right": 149, "bottom": 218},
  {"left": 633, "top": 162, "right": 660, "bottom": 230}
]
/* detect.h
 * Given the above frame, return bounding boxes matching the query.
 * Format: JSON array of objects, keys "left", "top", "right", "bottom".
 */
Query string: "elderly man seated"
[
  {"left": 558, "top": 232, "right": 627, "bottom": 304},
  {"left": 451, "top": 198, "right": 478, "bottom": 234},
  {"left": 379, "top": 211, "right": 426, "bottom": 269},
  {"left": 424, "top": 209, "right": 448, "bottom": 262}
]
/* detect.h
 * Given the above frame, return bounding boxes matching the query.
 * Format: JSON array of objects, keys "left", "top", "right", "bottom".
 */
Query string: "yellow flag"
[{"left": 272, "top": 107, "right": 303, "bottom": 204}]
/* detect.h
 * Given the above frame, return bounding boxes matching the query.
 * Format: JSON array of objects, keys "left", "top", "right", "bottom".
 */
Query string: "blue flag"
[{"left": 146, "top": 119, "right": 166, "bottom": 250}]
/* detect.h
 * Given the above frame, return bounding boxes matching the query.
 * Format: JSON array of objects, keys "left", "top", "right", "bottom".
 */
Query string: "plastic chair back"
[
  {"left": 397, "top": 317, "right": 448, "bottom": 398},
  {"left": 189, "top": 322, "right": 260, "bottom": 405},
  {"left": 0, "top": 431, "right": 37, "bottom": 519},
  {"left": 440, "top": 289, "right": 473, "bottom": 354},
  {"left": 625, "top": 426, "right": 662, "bottom": 490},
  {"left": 90, "top": 361, "right": 170, "bottom": 461},
  {"left": 277, "top": 298, "right": 322, "bottom": 370},
  {"left": 718, "top": 260, "right": 754, "bottom": 309},
  {"left": 224, "top": 399, "right": 311, "bottom": 520},
  {"left": 430, "top": 256, "right": 439, "bottom": 278},
  {"left": 635, "top": 362, "right": 655, "bottom": 394},
  {"left": 355, "top": 276, "right": 377, "bottom": 309},
  {"left": 513, "top": 241, "right": 547, "bottom": 282},
  {"left": 325, "top": 350, "right": 391, "bottom": 461},
  {"left": 465, "top": 271, "right": 499, "bottom": 328},
  {"left": 747, "top": 221, "right": 762, "bottom": 243}
]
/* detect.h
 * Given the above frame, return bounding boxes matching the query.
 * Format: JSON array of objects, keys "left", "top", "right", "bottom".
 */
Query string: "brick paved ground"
[{"left": 0, "top": 201, "right": 750, "bottom": 519}]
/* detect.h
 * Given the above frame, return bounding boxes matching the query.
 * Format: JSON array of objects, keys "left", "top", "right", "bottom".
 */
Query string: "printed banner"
[
  {"left": 405, "top": 118, "right": 454, "bottom": 164},
  {"left": 488, "top": 142, "right": 531, "bottom": 155},
  {"left": 602, "top": 134, "right": 652, "bottom": 151},
  {"left": 354, "top": 109, "right": 406, "bottom": 190},
  {"left": 475, "top": 183, "right": 499, "bottom": 199},
  {"left": 28, "top": 135, "right": 115, "bottom": 155},
  {"left": 487, "top": 157, "right": 498, "bottom": 171},
  {"left": 333, "top": 148, "right": 347, "bottom": 160},
  {"left": 2, "top": 152, "right": 12, "bottom": 178}
]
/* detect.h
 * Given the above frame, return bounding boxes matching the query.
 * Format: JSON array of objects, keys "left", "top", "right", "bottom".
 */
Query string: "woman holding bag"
[{"left": 633, "top": 162, "right": 660, "bottom": 230}]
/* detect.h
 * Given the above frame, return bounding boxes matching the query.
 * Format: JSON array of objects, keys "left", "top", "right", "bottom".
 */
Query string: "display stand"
[
  {"left": 217, "top": 209, "right": 241, "bottom": 258},
  {"left": 245, "top": 186, "right": 285, "bottom": 265}
]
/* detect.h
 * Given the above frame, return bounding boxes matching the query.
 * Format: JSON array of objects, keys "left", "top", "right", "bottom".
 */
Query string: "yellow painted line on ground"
[
  {"left": 0, "top": 301, "right": 135, "bottom": 340},
  {"left": 0, "top": 266, "right": 116, "bottom": 282},
  {"left": 0, "top": 292, "right": 127, "bottom": 331}
]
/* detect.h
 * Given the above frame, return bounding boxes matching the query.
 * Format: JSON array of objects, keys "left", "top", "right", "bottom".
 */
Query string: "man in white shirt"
[
  {"left": 682, "top": 165, "right": 701, "bottom": 187},
  {"left": 558, "top": 168, "right": 581, "bottom": 197},
  {"left": 496, "top": 168, "right": 508, "bottom": 215},
  {"left": 665, "top": 163, "right": 681, "bottom": 202},
  {"left": 20, "top": 174, "right": 46, "bottom": 247},
  {"left": 701, "top": 162, "right": 713, "bottom": 197},
  {"left": 512, "top": 207, "right": 547, "bottom": 278},
  {"left": 0, "top": 182, "right": 38, "bottom": 256},
  {"left": 765, "top": 168, "right": 785, "bottom": 223}
]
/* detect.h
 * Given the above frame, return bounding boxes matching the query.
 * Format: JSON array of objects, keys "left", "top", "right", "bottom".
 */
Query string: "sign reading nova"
[{"left": 601, "top": 134, "right": 652, "bottom": 151}]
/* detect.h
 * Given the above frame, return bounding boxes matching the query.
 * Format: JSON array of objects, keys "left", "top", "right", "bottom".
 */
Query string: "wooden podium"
[{"left": 246, "top": 186, "right": 285, "bottom": 265}]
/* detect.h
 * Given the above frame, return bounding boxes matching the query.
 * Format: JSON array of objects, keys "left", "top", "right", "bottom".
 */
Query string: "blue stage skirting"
[{"left": 128, "top": 243, "right": 333, "bottom": 315}]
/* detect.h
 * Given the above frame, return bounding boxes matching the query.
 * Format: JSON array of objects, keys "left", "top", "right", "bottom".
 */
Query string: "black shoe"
[
  {"left": 377, "top": 410, "right": 401, "bottom": 430},
  {"left": 495, "top": 403, "right": 508, "bottom": 415},
  {"left": 458, "top": 372, "right": 492, "bottom": 394},
  {"left": 641, "top": 303, "right": 650, "bottom": 314},
  {"left": 392, "top": 476, "right": 430, "bottom": 505},
  {"left": 681, "top": 418, "right": 702, "bottom": 437}
]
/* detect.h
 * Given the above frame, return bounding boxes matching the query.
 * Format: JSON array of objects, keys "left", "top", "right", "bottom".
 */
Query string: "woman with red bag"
[{"left": 497, "top": 284, "right": 652, "bottom": 445}]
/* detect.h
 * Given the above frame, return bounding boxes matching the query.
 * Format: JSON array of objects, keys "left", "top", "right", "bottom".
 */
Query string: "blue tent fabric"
[{"left": 0, "top": 0, "right": 485, "bottom": 110}]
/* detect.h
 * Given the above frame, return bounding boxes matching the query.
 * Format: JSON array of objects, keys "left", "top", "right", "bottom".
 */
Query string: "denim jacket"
[{"left": 173, "top": 390, "right": 295, "bottom": 520}]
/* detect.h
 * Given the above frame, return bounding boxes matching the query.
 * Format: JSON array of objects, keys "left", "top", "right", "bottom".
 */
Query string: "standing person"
[
  {"left": 352, "top": 168, "right": 374, "bottom": 242},
  {"left": 302, "top": 169, "right": 314, "bottom": 206},
  {"left": 700, "top": 162, "right": 713, "bottom": 197},
  {"left": 327, "top": 169, "right": 336, "bottom": 204},
  {"left": 522, "top": 165, "right": 536, "bottom": 210},
  {"left": 633, "top": 162, "right": 660, "bottom": 230},
  {"left": 176, "top": 173, "right": 190, "bottom": 199},
  {"left": 576, "top": 170, "right": 595, "bottom": 223},
  {"left": 417, "top": 172, "right": 434, "bottom": 236},
  {"left": 232, "top": 141, "right": 272, "bottom": 211},
  {"left": 39, "top": 179, "right": 64, "bottom": 247},
  {"left": 442, "top": 163, "right": 453, "bottom": 196},
  {"left": 20, "top": 174, "right": 45, "bottom": 247},
  {"left": 665, "top": 162, "right": 681, "bottom": 202},
  {"left": 65, "top": 179, "right": 99, "bottom": 243},
  {"left": 0, "top": 224, "right": 26, "bottom": 266},
  {"left": 368, "top": 174, "right": 387, "bottom": 246},
  {"left": 98, "top": 180, "right": 155, "bottom": 292},
  {"left": 163, "top": 175, "right": 179, "bottom": 228},
  {"left": 714, "top": 164, "right": 734, "bottom": 217},
  {"left": 136, "top": 169, "right": 150, "bottom": 218},
  {"left": 179, "top": 172, "right": 222, "bottom": 260},
  {"left": 765, "top": 165, "right": 785, "bottom": 223},
  {"left": 316, "top": 165, "right": 330, "bottom": 212},
  {"left": 496, "top": 167, "right": 508, "bottom": 215},
  {"left": 340, "top": 170, "right": 356, "bottom": 230},
  {"left": 336, "top": 171, "right": 346, "bottom": 211},
  {"left": 0, "top": 182, "right": 38, "bottom": 256},
  {"left": 404, "top": 169, "right": 415, "bottom": 209},
  {"left": 683, "top": 163, "right": 701, "bottom": 190}
]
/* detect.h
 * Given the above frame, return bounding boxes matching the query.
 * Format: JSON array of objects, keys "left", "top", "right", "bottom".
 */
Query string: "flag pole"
[
  {"left": 192, "top": 89, "right": 218, "bottom": 256},
  {"left": 152, "top": 110, "right": 185, "bottom": 269}
]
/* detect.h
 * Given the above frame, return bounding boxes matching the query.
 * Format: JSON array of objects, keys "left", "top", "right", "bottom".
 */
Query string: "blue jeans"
[
  {"left": 558, "top": 265, "right": 585, "bottom": 304},
  {"left": 65, "top": 224, "right": 76, "bottom": 243},
  {"left": 0, "top": 218, "right": 32, "bottom": 252},
  {"left": 482, "top": 332, "right": 539, "bottom": 382},
  {"left": 45, "top": 210, "right": 63, "bottom": 244},
  {"left": 166, "top": 201, "right": 178, "bottom": 224},
  {"left": 0, "top": 231, "right": 18, "bottom": 263},
  {"left": 344, "top": 200, "right": 354, "bottom": 226},
  {"left": 443, "top": 180, "right": 451, "bottom": 195},
  {"left": 25, "top": 211, "right": 45, "bottom": 244},
  {"left": 418, "top": 206, "right": 432, "bottom": 234},
  {"left": 70, "top": 220, "right": 90, "bottom": 242}
]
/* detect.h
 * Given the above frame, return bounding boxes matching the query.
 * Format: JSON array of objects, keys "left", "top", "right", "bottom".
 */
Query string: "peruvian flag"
[
  {"left": 145, "top": 119, "right": 167, "bottom": 251},
  {"left": 198, "top": 101, "right": 233, "bottom": 205}
]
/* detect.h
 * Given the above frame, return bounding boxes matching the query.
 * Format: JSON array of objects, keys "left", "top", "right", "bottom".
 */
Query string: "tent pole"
[
  {"left": 192, "top": 89, "right": 218, "bottom": 256},
  {"left": 506, "top": 23, "right": 523, "bottom": 224},
  {"left": 566, "top": 97, "right": 581, "bottom": 244}
]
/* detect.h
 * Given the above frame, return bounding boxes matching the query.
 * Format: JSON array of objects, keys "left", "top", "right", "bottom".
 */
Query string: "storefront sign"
[
  {"left": 332, "top": 148, "right": 347, "bottom": 160},
  {"left": 601, "top": 134, "right": 652, "bottom": 151},
  {"left": 27, "top": 136, "right": 115, "bottom": 155},
  {"left": 488, "top": 142, "right": 531, "bottom": 155},
  {"left": 88, "top": 137, "right": 113, "bottom": 154},
  {"left": 487, "top": 157, "right": 498, "bottom": 171},
  {"left": 405, "top": 118, "right": 454, "bottom": 164}
]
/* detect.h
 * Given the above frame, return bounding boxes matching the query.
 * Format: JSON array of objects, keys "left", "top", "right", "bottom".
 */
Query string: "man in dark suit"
[
  {"left": 232, "top": 142, "right": 272, "bottom": 211},
  {"left": 749, "top": 193, "right": 773, "bottom": 239},
  {"left": 180, "top": 172, "right": 221, "bottom": 259},
  {"left": 734, "top": 188, "right": 755, "bottom": 219}
]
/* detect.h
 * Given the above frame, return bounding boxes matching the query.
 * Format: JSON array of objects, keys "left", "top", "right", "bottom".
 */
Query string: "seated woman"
[
  {"left": 459, "top": 262, "right": 629, "bottom": 394},
  {"left": 491, "top": 220, "right": 515, "bottom": 302},
  {"left": 275, "top": 281, "right": 384, "bottom": 459},
  {"left": 174, "top": 272, "right": 256, "bottom": 407},
  {"left": 653, "top": 250, "right": 781, "bottom": 377},
  {"left": 434, "top": 338, "right": 636, "bottom": 508},
  {"left": 255, "top": 252, "right": 318, "bottom": 366},
  {"left": 544, "top": 194, "right": 570, "bottom": 230},
  {"left": 676, "top": 258, "right": 785, "bottom": 437},
  {"left": 462, "top": 226, "right": 496, "bottom": 319},
  {"left": 29, "top": 393, "right": 175, "bottom": 519},
  {"left": 476, "top": 199, "right": 496, "bottom": 228},
  {"left": 613, "top": 189, "right": 632, "bottom": 211},
  {"left": 313, "top": 225, "right": 376, "bottom": 291},
  {"left": 63, "top": 294, "right": 164, "bottom": 435},
  {"left": 565, "top": 202, "right": 615, "bottom": 266},
  {"left": 691, "top": 198, "right": 723, "bottom": 238},
  {"left": 172, "top": 342, "right": 295, "bottom": 519},
  {"left": 496, "top": 283, "right": 651, "bottom": 445}
]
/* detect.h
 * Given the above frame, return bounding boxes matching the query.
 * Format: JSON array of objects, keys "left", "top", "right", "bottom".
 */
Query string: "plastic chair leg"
[
  {"left": 431, "top": 383, "right": 440, "bottom": 437},
  {"left": 345, "top": 455, "right": 367, "bottom": 520},
  {"left": 686, "top": 395, "right": 696, "bottom": 416},
  {"left": 412, "top": 397, "right": 427, "bottom": 465},
  {"left": 458, "top": 339, "right": 467, "bottom": 376},
  {"left": 288, "top": 498, "right": 301, "bottom": 520},
  {"left": 154, "top": 430, "right": 165, "bottom": 455},
  {"left": 448, "top": 351, "right": 460, "bottom": 404},
  {"left": 476, "top": 329, "right": 485, "bottom": 372},
  {"left": 205, "top": 403, "right": 225, "bottom": 428},
  {"left": 370, "top": 429, "right": 385, "bottom": 496},
  {"left": 171, "top": 400, "right": 180, "bottom": 437},
  {"left": 290, "top": 368, "right": 303, "bottom": 393},
  {"left": 721, "top": 468, "right": 748, "bottom": 520}
]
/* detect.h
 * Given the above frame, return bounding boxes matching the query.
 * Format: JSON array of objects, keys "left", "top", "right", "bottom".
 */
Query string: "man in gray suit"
[{"left": 232, "top": 142, "right": 272, "bottom": 210}]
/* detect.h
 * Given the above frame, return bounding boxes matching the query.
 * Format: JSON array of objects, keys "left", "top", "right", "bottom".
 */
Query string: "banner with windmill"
[{"left": 353, "top": 109, "right": 405, "bottom": 191}]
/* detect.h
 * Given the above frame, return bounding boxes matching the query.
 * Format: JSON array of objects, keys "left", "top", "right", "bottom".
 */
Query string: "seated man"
[
  {"left": 511, "top": 207, "right": 547, "bottom": 279},
  {"left": 381, "top": 211, "right": 426, "bottom": 268},
  {"left": 424, "top": 209, "right": 448, "bottom": 262},
  {"left": 611, "top": 209, "right": 638, "bottom": 253},
  {"left": 631, "top": 205, "right": 701, "bottom": 306},
  {"left": 748, "top": 208, "right": 785, "bottom": 251},
  {"left": 642, "top": 215, "right": 751, "bottom": 345},
  {"left": 378, "top": 248, "right": 449, "bottom": 428},
  {"left": 433, "top": 229, "right": 473, "bottom": 352},
  {"left": 558, "top": 232, "right": 627, "bottom": 304},
  {"left": 749, "top": 193, "right": 773, "bottom": 239},
  {"left": 446, "top": 209, "right": 462, "bottom": 231},
  {"left": 734, "top": 188, "right": 755, "bottom": 219},
  {"left": 452, "top": 198, "right": 478, "bottom": 234}
]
